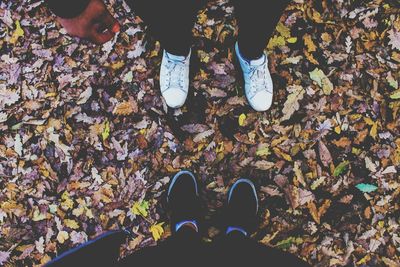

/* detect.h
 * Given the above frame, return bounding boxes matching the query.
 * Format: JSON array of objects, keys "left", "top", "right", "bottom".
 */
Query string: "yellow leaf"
[
  {"left": 216, "top": 142, "right": 224, "bottom": 153},
  {"left": 364, "top": 117, "right": 374, "bottom": 125},
  {"left": 131, "top": 200, "right": 149, "bottom": 218},
  {"left": 238, "top": 113, "right": 246, "bottom": 126},
  {"left": 102, "top": 120, "right": 110, "bottom": 141},
  {"left": 273, "top": 147, "right": 292, "bottom": 161},
  {"left": 64, "top": 219, "right": 79, "bottom": 229},
  {"left": 150, "top": 222, "right": 165, "bottom": 241},
  {"left": 10, "top": 20, "right": 24, "bottom": 44},
  {"left": 204, "top": 27, "right": 213, "bottom": 39},
  {"left": 287, "top": 37, "right": 297, "bottom": 44},
  {"left": 111, "top": 61, "right": 124, "bottom": 70},
  {"left": 303, "top": 34, "right": 317, "bottom": 52},
  {"left": 57, "top": 231, "right": 69, "bottom": 244},
  {"left": 370, "top": 122, "right": 378, "bottom": 139},
  {"left": 304, "top": 50, "right": 319, "bottom": 65},
  {"left": 197, "top": 11, "right": 207, "bottom": 25},
  {"left": 309, "top": 68, "right": 333, "bottom": 95},
  {"left": 321, "top": 32, "right": 332, "bottom": 43},
  {"left": 276, "top": 22, "right": 291, "bottom": 38},
  {"left": 256, "top": 144, "right": 271, "bottom": 157},
  {"left": 61, "top": 191, "right": 74, "bottom": 211},
  {"left": 356, "top": 255, "right": 371, "bottom": 265},
  {"left": 267, "top": 35, "right": 286, "bottom": 50},
  {"left": 45, "top": 92, "right": 58, "bottom": 98},
  {"left": 334, "top": 125, "right": 341, "bottom": 134}
]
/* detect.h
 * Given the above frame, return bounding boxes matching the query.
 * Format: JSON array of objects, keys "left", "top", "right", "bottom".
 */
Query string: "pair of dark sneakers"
[{"left": 167, "top": 170, "right": 258, "bottom": 236}]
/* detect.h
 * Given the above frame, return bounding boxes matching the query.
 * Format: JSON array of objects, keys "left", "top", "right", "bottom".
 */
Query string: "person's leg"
[
  {"left": 45, "top": 230, "right": 127, "bottom": 267},
  {"left": 118, "top": 226, "right": 206, "bottom": 266},
  {"left": 126, "top": 0, "right": 201, "bottom": 56},
  {"left": 118, "top": 170, "right": 207, "bottom": 266},
  {"left": 215, "top": 231, "right": 311, "bottom": 266},
  {"left": 231, "top": 1, "right": 291, "bottom": 112},
  {"left": 213, "top": 178, "right": 310, "bottom": 266},
  {"left": 125, "top": 0, "right": 203, "bottom": 108},
  {"left": 232, "top": 0, "right": 291, "bottom": 60}
]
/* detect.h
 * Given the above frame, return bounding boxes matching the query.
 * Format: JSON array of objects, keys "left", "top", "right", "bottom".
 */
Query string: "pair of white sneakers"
[{"left": 160, "top": 42, "right": 273, "bottom": 111}]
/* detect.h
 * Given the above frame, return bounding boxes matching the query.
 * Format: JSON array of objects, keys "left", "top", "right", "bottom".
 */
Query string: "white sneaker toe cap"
[
  {"left": 249, "top": 91, "right": 273, "bottom": 112},
  {"left": 162, "top": 89, "right": 187, "bottom": 108}
]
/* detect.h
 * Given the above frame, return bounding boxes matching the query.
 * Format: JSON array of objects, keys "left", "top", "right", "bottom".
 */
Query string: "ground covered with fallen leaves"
[{"left": 1, "top": 0, "right": 400, "bottom": 266}]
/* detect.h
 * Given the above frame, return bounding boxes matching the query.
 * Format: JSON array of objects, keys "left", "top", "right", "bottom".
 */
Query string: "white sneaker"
[
  {"left": 235, "top": 42, "right": 273, "bottom": 112},
  {"left": 160, "top": 49, "right": 191, "bottom": 108}
]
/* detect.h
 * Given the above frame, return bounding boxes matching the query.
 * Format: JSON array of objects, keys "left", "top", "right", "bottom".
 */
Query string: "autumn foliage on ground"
[{"left": 1, "top": 0, "right": 400, "bottom": 266}]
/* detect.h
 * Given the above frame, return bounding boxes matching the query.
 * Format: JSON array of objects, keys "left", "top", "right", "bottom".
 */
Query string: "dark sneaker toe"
[
  {"left": 167, "top": 171, "right": 201, "bottom": 233},
  {"left": 226, "top": 179, "right": 258, "bottom": 234}
]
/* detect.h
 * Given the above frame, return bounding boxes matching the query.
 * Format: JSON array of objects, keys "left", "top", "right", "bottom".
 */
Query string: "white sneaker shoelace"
[
  {"left": 247, "top": 56, "right": 272, "bottom": 98},
  {"left": 163, "top": 58, "right": 186, "bottom": 93}
]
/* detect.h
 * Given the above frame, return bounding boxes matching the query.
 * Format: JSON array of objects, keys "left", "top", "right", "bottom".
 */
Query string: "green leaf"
[
  {"left": 275, "top": 236, "right": 303, "bottom": 249},
  {"left": 356, "top": 183, "right": 378, "bottom": 193},
  {"left": 275, "top": 237, "right": 295, "bottom": 249},
  {"left": 333, "top": 161, "right": 349, "bottom": 177},
  {"left": 389, "top": 90, "right": 400, "bottom": 100},
  {"left": 387, "top": 72, "right": 398, "bottom": 89}
]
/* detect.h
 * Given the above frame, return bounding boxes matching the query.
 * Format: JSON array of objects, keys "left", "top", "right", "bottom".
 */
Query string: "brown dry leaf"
[
  {"left": 113, "top": 99, "right": 138, "bottom": 116},
  {"left": 253, "top": 160, "right": 275, "bottom": 170},
  {"left": 285, "top": 185, "right": 300, "bottom": 210},
  {"left": 318, "top": 141, "right": 332, "bottom": 167},
  {"left": 308, "top": 201, "right": 320, "bottom": 224},
  {"left": 332, "top": 137, "right": 351, "bottom": 148},
  {"left": 303, "top": 34, "right": 317, "bottom": 52},
  {"left": 318, "top": 199, "right": 331, "bottom": 219},
  {"left": 281, "top": 85, "right": 305, "bottom": 121}
]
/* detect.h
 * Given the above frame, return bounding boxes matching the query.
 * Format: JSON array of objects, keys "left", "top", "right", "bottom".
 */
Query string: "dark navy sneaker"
[
  {"left": 225, "top": 179, "right": 259, "bottom": 236},
  {"left": 167, "top": 170, "right": 201, "bottom": 233}
]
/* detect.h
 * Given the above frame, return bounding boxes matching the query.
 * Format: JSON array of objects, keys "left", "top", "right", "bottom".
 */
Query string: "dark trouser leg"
[
  {"left": 213, "top": 231, "right": 311, "bottom": 266},
  {"left": 125, "top": 0, "right": 203, "bottom": 56},
  {"left": 232, "top": 0, "right": 291, "bottom": 60},
  {"left": 44, "top": 230, "right": 126, "bottom": 267},
  {"left": 118, "top": 227, "right": 207, "bottom": 266}
]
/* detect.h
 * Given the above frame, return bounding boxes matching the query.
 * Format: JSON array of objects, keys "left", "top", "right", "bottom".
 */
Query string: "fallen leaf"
[
  {"left": 318, "top": 141, "right": 332, "bottom": 167},
  {"left": 10, "top": 20, "right": 24, "bottom": 44},
  {"left": 356, "top": 183, "right": 378, "bottom": 193},
  {"left": 238, "top": 113, "right": 246, "bottom": 126},
  {"left": 309, "top": 68, "right": 333, "bottom": 95},
  {"left": 150, "top": 222, "right": 164, "bottom": 241},
  {"left": 333, "top": 161, "right": 350, "bottom": 177},
  {"left": 113, "top": 100, "right": 138, "bottom": 116},
  {"left": 131, "top": 200, "right": 149, "bottom": 218},
  {"left": 281, "top": 85, "right": 305, "bottom": 121},
  {"left": 57, "top": 231, "right": 69, "bottom": 244}
]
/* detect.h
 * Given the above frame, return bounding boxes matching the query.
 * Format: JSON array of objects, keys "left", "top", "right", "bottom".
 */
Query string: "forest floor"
[{"left": 0, "top": 0, "right": 400, "bottom": 266}]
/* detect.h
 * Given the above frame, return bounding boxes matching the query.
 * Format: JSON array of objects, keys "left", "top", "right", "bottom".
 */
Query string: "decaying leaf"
[
  {"left": 281, "top": 85, "right": 305, "bottom": 121},
  {"left": 309, "top": 68, "right": 334, "bottom": 95}
]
